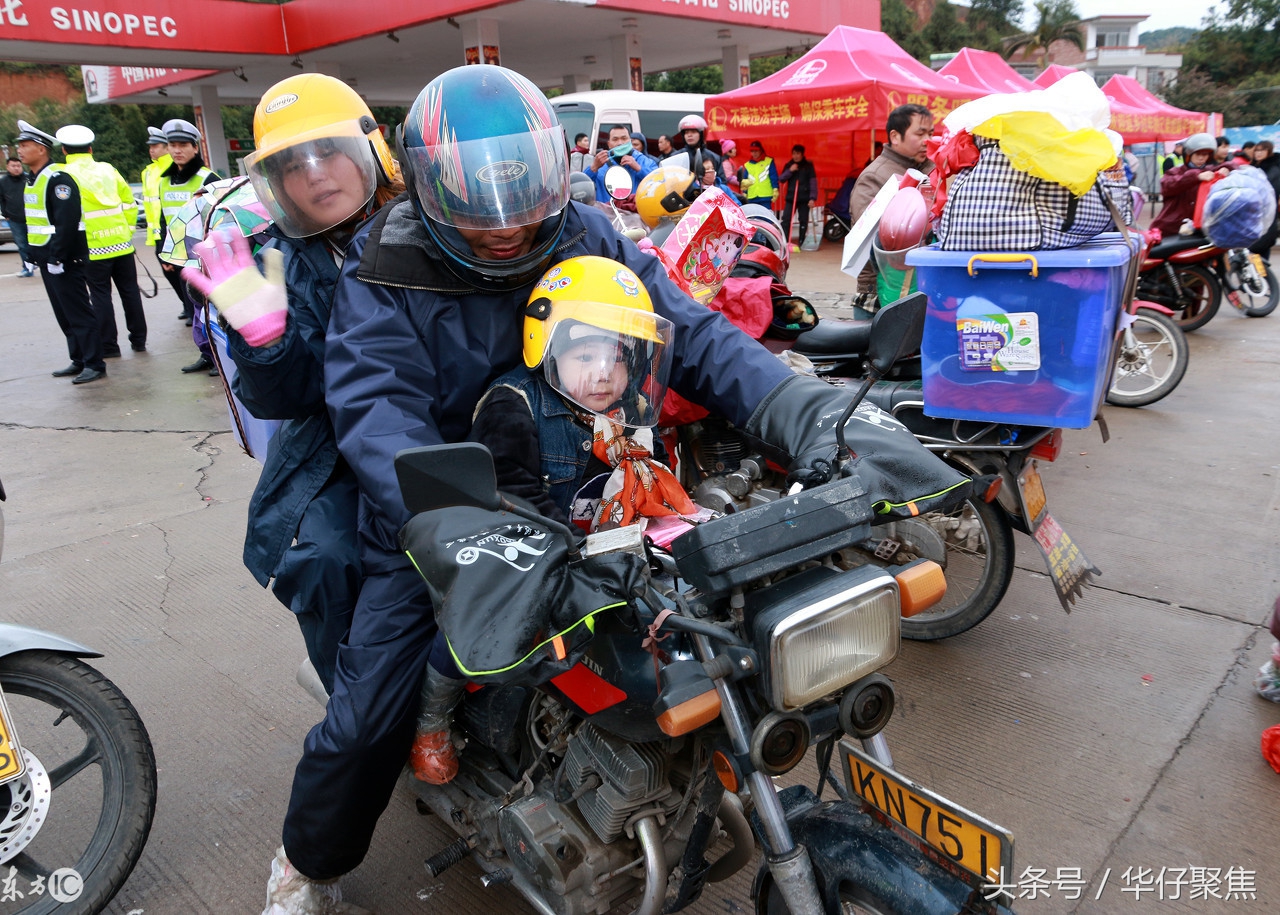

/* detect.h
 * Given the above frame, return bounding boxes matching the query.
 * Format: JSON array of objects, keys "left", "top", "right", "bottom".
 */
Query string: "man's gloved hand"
[
  {"left": 746, "top": 374, "right": 972, "bottom": 516},
  {"left": 182, "top": 228, "right": 287, "bottom": 348},
  {"left": 745, "top": 374, "right": 852, "bottom": 488},
  {"left": 46, "top": 261, "right": 64, "bottom": 275}
]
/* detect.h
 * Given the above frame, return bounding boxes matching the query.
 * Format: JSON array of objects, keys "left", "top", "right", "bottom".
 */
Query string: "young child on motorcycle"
[{"left": 410, "top": 255, "right": 695, "bottom": 784}]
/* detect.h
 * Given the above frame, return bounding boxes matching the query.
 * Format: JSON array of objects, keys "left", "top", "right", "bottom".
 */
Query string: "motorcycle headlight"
[{"left": 749, "top": 566, "right": 901, "bottom": 711}]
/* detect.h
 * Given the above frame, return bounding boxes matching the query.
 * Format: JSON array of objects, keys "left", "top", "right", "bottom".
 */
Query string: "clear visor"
[
  {"left": 245, "top": 123, "right": 377, "bottom": 238},
  {"left": 542, "top": 306, "right": 674, "bottom": 428},
  {"left": 408, "top": 123, "right": 569, "bottom": 230}
]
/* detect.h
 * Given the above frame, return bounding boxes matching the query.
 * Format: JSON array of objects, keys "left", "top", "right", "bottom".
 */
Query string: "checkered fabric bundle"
[{"left": 938, "top": 137, "right": 1132, "bottom": 251}]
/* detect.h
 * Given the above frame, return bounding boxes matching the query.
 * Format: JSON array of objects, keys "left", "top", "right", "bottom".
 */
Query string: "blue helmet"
[{"left": 400, "top": 65, "right": 570, "bottom": 290}]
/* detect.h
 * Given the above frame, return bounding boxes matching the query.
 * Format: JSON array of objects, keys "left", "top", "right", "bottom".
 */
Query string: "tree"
[
  {"left": 1162, "top": 67, "right": 1245, "bottom": 124},
  {"left": 1003, "top": 0, "right": 1085, "bottom": 72},
  {"left": 921, "top": 2, "right": 972, "bottom": 56},
  {"left": 645, "top": 66, "right": 723, "bottom": 94},
  {"left": 881, "top": 0, "right": 930, "bottom": 62}
]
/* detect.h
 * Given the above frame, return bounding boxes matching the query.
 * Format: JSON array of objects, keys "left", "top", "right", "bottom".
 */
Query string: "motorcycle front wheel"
[
  {"left": 0, "top": 651, "right": 157, "bottom": 915},
  {"left": 1240, "top": 265, "right": 1280, "bottom": 317},
  {"left": 1106, "top": 310, "right": 1190, "bottom": 407},
  {"left": 823, "top": 218, "right": 849, "bottom": 242}
]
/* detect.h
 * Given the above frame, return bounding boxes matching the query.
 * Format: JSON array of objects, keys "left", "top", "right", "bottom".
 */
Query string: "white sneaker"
[{"left": 262, "top": 846, "right": 373, "bottom": 915}]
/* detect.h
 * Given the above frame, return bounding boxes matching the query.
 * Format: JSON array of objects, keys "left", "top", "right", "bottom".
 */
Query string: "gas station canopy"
[{"left": 0, "top": 0, "right": 877, "bottom": 106}]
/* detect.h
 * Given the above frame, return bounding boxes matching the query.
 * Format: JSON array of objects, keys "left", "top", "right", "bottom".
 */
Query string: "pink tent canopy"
[
  {"left": 1102, "top": 75, "right": 1209, "bottom": 140},
  {"left": 938, "top": 48, "right": 1037, "bottom": 94},
  {"left": 704, "top": 26, "right": 986, "bottom": 140},
  {"left": 1031, "top": 65, "right": 1078, "bottom": 88}
]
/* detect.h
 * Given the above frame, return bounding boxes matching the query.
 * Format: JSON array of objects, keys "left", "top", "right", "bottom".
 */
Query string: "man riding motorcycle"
[{"left": 263, "top": 63, "right": 967, "bottom": 914}]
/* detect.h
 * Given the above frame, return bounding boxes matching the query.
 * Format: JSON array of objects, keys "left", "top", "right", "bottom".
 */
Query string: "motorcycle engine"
[
  {"left": 497, "top": 722, "right": 684, "bottom": 915},
  {"left": 561, "top": 722, "right": 679, "bottom": 843}
]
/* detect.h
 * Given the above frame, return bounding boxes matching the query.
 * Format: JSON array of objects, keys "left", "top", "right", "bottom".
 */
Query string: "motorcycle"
[
  {"left": 1136, "top": 234, "right": 1279, "bottom": 330},
  {"left": 338, "top": 300, "right": 1017, "bottom": 915},
  {"left": 0, "top": 477, "right": 157, "bottom": 915}
]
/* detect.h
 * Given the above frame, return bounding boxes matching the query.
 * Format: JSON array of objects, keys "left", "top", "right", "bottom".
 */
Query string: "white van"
[{"left": 551, "top": 90, "right": 710, "bottom": 160}]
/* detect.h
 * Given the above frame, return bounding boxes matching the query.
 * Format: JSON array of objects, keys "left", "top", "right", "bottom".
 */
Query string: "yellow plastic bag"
[{"left": 972, "top": 110, "right": 1117, "bottom": 196}]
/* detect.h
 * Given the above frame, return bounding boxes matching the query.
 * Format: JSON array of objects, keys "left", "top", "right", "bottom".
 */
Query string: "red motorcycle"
[{"left": 1137, "top": 233, "right": 1279, "bottom": 330}]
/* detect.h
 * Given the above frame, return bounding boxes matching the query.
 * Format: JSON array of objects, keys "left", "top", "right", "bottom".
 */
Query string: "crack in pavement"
[
  {"left": 192, "top": 433, "right": 222, "bottom": 504},
  {"left": 0, "top": 422, "right": 224, "bottom": 434},
  {"left": 150, "top": 522, "right": 178, "bottom": 619},
  {"left": 1070, "top": 627, "right": 1263, "bottom": 911}
]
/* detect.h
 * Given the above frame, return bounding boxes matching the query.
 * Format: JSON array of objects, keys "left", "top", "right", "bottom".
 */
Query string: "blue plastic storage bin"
[{"left": 905, "top": 234, "right": 1133, "bottom": 428}]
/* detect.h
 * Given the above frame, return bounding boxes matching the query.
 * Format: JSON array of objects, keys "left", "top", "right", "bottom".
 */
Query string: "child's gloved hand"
[{"left": 182, "top": 228, "right": 287, "bottom": 348}]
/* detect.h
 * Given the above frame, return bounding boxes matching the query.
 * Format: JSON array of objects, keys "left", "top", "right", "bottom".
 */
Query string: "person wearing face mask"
[
  {"left": 583, "top": 124, "right": 657, "bottom": 203},
  {"left": 182, "top": 77, "right": 405, "bottom": 737}
]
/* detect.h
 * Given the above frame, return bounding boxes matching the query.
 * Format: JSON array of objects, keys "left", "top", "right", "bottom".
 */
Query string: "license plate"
[
  {"left": 1016, "top": 461, "right": 1047, "bottom": 528},
  {"left": 843, "top": 741, "right": 1013, "bottom": 885},
  {"left": 1250, "top": 253, "right": 1267, "bottom": 277},
  {"left": 0, "top": 687, "right": 25, "bottom": 786}
]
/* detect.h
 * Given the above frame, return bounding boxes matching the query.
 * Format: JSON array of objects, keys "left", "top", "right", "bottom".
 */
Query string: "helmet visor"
[
  {"left": 245, "top": 123, "right": 377, "bottom": 238},
  {"left": 407, "top": 123, "right": 569, "bottom": 230},
  {"left": 542, "top": 305, "right": 674, "bottom": 427}
]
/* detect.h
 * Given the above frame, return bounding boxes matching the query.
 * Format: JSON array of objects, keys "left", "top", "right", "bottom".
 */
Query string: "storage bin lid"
[{"left": 906, "top": 234, "right": 1135, "bottom": 269}]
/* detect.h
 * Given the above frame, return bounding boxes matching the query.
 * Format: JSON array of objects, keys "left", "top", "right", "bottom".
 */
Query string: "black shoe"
[
  {"left": 51, "top": 364, "right": 82, "bottom": 377},
  {"left": 184, "top": 316, "right": 194, "bottom": 327},
  {"left": 181, "top": 356, "right": 213, "bottom": 374},
  {"left": 71, "top": 367, "right": 106, "bottom": 385},
  {"left": 103, "top": 348, "right": 122, "bottom": 359},
  {"left": 131, "top": 343, "right": 147, "bottom": 352},
  {"left": 178, "top": 312, "right": 189, "bottom": 320},
  {"left": 208, "top": 364, "right": 220, "bottom": 377}
]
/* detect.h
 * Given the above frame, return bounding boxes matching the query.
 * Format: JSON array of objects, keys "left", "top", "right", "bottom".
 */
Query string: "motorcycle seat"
[
  {"left": 1147, "top": 234, "right": 1212, "bottom": 260},
  {"left": 791, "top": 316, "right": 872, "bottom": 357}
]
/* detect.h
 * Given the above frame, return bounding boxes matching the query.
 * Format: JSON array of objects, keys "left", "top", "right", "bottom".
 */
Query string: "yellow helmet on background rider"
[
  {"left": 522, "top": 256, "right": 673, "bottom": 426},
  {"left": 635, "top": 165, "right": 698, "bottom": 228},
  {"left": 245, "top": 74, "right": 395, "bottom": 237}
]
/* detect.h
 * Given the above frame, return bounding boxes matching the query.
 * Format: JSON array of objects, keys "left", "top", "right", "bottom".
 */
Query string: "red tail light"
[{"left": 1030, "top": 429, "right": 1063, "bottom": 463}]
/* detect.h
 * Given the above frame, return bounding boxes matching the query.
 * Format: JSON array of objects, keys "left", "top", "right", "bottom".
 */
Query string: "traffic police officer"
[
  {"left": 141, "top": 126, "right": 171, "bottom": 250},
  {"left": 157, "top": 118, "right": 219, "bottom": 336},
  {"left": 56, "top": 125, "right": 147, "bottom": 355},
  {"left": 15, "top": 119, "right": 106, "bottom": 384}
]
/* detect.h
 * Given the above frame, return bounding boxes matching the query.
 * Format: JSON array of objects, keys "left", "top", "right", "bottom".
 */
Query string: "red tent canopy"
[
  {"left": 938, "top": 48, "right": 1036, "bottom": 94},
  {"left": 1031, "top": 65, "right": 1078, "bottom": 88},
  {"left": 1102, "top": 75, "right": 1208, "bottom": 141}
]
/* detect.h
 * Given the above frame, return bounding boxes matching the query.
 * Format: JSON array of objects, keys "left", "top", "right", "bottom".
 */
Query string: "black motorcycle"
[{"left": 389, "top": 301, "right": 1017, "bottom": 915}]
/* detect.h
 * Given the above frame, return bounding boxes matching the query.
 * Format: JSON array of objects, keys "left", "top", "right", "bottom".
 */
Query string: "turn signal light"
[
  {"left": 894, "top": 559, "right": 946, "bottom": 617},
  {"left": 712, "top": 749, "right": 741, "bottom": 793},
  {"left": 656, "top": 690, "right": 722, "bottom": 737},
  {"left": 1030, "top": 429, "right": 1063, "bottom": 463}
]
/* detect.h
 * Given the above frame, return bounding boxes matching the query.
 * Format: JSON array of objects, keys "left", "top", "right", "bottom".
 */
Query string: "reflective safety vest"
[
  {"left": 60, "top": 153, "right": 135, "bottom": 261},
  {"left": 742, "top": 157, "right": 775, "bottom": 200},
  {"left": 141, "top": 154, "right": 171, "bottom": 246},
  {"left": 160, "top": 167, "right": 214, "bottom": 231},
  {"left": 23, "top": 165, "right": 61, "bottom": 249}
]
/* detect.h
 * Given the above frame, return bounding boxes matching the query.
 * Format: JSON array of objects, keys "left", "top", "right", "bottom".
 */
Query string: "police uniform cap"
[
  {"left": 15, "top": 119, "right": 55, "bottom": 149},
  {"left": 56, "top": 125, "right": 95, "bottom": 147},
  {"left": 163, "top": 118, "right": 201, "bottom": 144},
  {"left": 147, "top": 126, "right": 168, "bottom": 146}
]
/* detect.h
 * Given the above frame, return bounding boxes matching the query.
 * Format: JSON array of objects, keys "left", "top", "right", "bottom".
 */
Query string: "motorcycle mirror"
[
  {"left": 395, "top": 443, "right": 500, "bottom": 514},
  {"left": 865, "top": 292, "right": 927, "bottom": 378},
  {"left": 604, "top": 166, "right": 633, "bottom": 200}
]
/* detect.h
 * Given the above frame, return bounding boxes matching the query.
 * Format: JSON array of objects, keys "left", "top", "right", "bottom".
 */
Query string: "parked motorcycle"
[
  {"left": 1106, "top": 299, "right": 1189, "bottom": 408},
  {"left": 1137, "top": 234, "right": 1279, "bottom": 330},
  {"left": 0, "top": 477, "right": 157, "bottom": 915},
  {"left": 379, "top": 301, "right": 1017, "bottom": 915}
]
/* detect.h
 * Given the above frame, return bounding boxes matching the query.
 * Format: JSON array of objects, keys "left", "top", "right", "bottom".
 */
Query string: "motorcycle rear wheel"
[
  {"left": 1106, "top": 310, "right": 1189, "bottom": 407},
  {"left": 874, "top": 496, "right": 1016, "bottom": 641},
  {"left": 823, "top": 219, "right": 849, "bottom": 242},
  {"left": 1167, "top": 265, "right": 1221, "bottom": 331},
  {"left": 0, "top": 651, "right": 157, "bottom": 915}
]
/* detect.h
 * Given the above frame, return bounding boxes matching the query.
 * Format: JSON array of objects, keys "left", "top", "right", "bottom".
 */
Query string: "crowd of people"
[{"left": 2, "top": 116, "right": 221, "bottom": 383}]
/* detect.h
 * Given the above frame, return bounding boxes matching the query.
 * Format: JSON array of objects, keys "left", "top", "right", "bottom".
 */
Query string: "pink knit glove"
[{"left": 182, "top": 228, "right": 287, "bottom": 348}]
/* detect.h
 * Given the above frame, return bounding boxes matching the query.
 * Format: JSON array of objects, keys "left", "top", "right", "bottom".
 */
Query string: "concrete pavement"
[{"left": 0, "top": 238, "right": 1276, "bottom": 915}]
